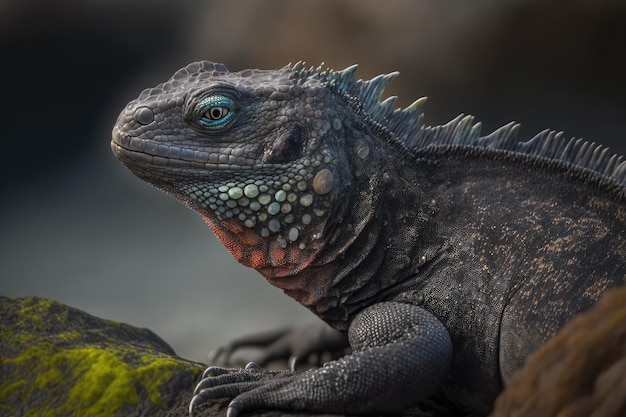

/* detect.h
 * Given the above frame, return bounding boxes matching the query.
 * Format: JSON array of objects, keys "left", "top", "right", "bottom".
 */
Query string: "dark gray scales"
[{"left": 111, "top": 61, "right": 626, "bottom": 416}]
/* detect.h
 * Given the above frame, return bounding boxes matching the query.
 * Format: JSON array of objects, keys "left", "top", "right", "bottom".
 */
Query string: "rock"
[
  {"left": 0, "top": 296, "right": 204, "bottom": 417},
  {"left": 3, "top": 289, "right": 624, "bottom": 417},
  {"left": 491, "top": 286, "right": 626, "bottom": 417},
  {"left": 0, "top": 296, "right": 348, "bottom": 417},
  {"left": 0, "top": 296, "right": 465, "bottom": 417}
]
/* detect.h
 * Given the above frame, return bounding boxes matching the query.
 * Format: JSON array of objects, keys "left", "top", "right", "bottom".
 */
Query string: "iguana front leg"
[{"left": 190, "top": 302, "right": 453, "bottom": 416}]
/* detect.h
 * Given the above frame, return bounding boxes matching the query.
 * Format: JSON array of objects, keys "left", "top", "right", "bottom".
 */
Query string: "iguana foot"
[
  {"left": 207, "top": 321, "right": 349, "bottom": 370},
  {"left": 190, "top": 303, "right": 452, "bottom": 417},
  {"left": 190, "top": 362, "right": 297, "bottom": 417}
]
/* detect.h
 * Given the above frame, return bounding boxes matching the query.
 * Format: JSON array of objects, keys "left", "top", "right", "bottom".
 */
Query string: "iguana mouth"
[{"left": 111, "top": 127, "right": 262, "bottom": 172}]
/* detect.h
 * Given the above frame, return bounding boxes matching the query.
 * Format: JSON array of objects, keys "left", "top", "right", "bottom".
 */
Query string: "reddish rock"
[{"left": 491, "top": 286, "right": 626, "bottom": 417}]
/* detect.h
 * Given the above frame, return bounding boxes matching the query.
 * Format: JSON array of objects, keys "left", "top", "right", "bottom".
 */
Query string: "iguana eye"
[
  {"left": 205, "top": 107, "right": 229, "bottom": 120},
  {"left": 196, "top": 94, "right": 235, "bottom": 129}
]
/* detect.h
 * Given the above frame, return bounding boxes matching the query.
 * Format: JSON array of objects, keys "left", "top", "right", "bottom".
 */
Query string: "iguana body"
[{"left": 111, "top": 61, "right": 626, "bottom": 415}]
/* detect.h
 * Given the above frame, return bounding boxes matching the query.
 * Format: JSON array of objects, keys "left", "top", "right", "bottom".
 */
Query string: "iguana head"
[{"left": 111, "top": 61, "right": 393, "bottom": 306}]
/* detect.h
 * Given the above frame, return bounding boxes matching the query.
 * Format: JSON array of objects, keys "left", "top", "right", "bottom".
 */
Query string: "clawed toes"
[
  {"left": 189, "top": 391, "right": 246, "bottom": 417},
  {"left": 202, "top": 365, "right": 230, "bottom": 379},
  {"left": 190, "top": 364, "right": 293, "bottom": 416},
  {"left": 189, "top": 372, "right": 264, "bottom": 416},
  {"left": 189, "top": 388, "right": 213, "bottom": 417},
  {"left": 193, "top": 377, "right": 215, "bottom": 395},
  {"left": 190, "top": 386, "right": 240, "bottom": 417},
  {"left": 226, "top": 399, "right": 244, "bottom": 417},
  {"left": 195, "top": 367, "right": 230, "bottom": 394}
]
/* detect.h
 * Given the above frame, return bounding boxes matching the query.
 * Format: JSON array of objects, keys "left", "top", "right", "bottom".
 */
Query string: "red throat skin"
[{"left": 200, "top": 214, "right": 332, "bottom": 308}]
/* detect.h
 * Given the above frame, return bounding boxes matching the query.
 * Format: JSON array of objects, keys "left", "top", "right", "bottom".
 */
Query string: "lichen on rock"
[
  {"left": 0, "top": 296, "right": 204, "bottom": 417},
  {"left": 3, "top": 287, "right": 624, "bottom": 417}
]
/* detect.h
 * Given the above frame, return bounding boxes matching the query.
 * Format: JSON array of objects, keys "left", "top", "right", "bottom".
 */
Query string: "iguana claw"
[
  {"left": 190, "top": 364, "right": 292, "bottom": 417},
  {"left": 288, "top": 355, "right": 298, "bottom": 371},
  {"left": 226, "top": 399, "right": 244, "bottom": 417},
  {"left": 199, "top": 365, "right": 229, "bottom": 383},
  {"left": 188, "top": 388, "right": 213, "bottom": 417}
]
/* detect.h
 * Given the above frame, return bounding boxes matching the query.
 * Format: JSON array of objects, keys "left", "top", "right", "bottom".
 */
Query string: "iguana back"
[{"left": 111, "top": 61, "right": 626, "bottom": 415}]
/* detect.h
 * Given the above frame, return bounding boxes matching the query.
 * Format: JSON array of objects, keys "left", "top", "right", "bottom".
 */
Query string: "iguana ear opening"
[{"left": 263, "top": 125, "right": 305, "bottom": 164}]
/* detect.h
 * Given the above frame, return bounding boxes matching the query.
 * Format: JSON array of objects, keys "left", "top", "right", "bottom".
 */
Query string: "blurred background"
[{"left": 1, "top": 0, "right": 625, "bottom": 362}]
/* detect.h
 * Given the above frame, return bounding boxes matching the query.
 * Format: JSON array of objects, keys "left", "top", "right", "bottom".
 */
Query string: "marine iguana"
[{"left": 110, "top": 61, "right": 626, "bottom": 416}]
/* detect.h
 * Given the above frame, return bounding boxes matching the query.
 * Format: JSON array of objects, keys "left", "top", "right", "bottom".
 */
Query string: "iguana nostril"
[{"left": 134, "top": 107, "right": 154, "bottom": 125}]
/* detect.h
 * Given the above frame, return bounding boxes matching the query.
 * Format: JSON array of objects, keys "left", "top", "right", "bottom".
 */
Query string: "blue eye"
[{"left": 197, "top": 94, "right": 235, "bottom": 129}]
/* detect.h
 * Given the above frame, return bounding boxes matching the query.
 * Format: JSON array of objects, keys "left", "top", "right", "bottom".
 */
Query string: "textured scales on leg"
[
  {"left": 191, "top": 302, "right": 452, "bottom": 416},
  {"left": 112, "top": 61, "right": 626, "bottom": 415}
]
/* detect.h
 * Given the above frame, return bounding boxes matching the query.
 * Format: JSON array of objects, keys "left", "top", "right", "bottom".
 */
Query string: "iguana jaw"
[
  {"left": 113, "top": 128, "right": 348, "bottom": 310},
  {"left": 112, "top": 127, "right": 336, "bottom": 269}
]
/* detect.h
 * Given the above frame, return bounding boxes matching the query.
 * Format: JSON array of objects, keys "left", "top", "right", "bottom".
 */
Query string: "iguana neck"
[{"left": 275, "top": 121, "right": 449, "bottom": 329}]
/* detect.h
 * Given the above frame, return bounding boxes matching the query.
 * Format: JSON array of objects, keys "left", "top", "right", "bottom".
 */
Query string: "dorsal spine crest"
[{"left": 308, "top": 64, "right": 626, "bottom": 189}]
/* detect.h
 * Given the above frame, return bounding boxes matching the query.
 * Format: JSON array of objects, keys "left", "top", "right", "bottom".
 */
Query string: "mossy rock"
[
  {"left": 3, "top": 289, "right": 623, "bottom": 417},
  {"left": 0, "top": 296, "right": 462, "bottom": 417},
  {"left": 0, "top": 296, "right": 337, "bottom": 417},
  {"left": 0, "top": 296, "right": 205, "bottom": 417}
]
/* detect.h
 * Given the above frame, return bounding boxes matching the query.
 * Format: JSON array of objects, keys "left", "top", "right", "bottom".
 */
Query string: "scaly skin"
[{"left": 111, "top": 61, "right": 626, "bottom": 416}]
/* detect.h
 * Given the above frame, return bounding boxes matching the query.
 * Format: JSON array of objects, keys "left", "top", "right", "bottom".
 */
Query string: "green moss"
[
  {"left": 1, "top": 342, "right": 197, "bottom": 416},
  {"left": 0, "top": 378, "right": 26, "bottom": 399},
  {"left": 0, "top": 296, "right": 204, "bottom": 417},
  {"left": 65, "top": 348, "right": 141, "bottom": 414},
  {"left": 136, "top": 355, "right": 186, "bottom": 406}
]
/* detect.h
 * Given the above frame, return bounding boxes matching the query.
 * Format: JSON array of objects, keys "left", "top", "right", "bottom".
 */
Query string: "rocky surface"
[
  {"left": 491, "top": 286, "right": 626, "bottom": 417},
  {"left": 2, "top": 288, "right": 625, "bottom": 416},
  {"left": 0, "top": 296, "right": 204, "bottom": 417},
  {"left": 0, "top": 296, "right": 468, "bottom": 417},
  {"left": 0, "top": 296, "right": 355, "bottom": 417}
]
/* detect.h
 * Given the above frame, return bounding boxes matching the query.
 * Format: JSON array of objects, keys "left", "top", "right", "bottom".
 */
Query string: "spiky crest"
[{"left": 292, "top": 63, "right": 626, "bottom": 188}]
